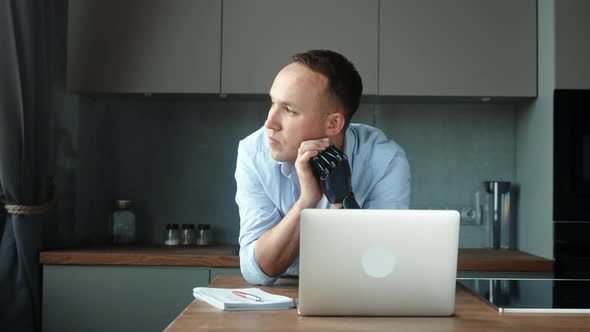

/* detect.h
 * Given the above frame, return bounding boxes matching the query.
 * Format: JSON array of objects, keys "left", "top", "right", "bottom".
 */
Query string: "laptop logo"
[{"left": 362, "top": 247, "right": 396, "bottom": 278}]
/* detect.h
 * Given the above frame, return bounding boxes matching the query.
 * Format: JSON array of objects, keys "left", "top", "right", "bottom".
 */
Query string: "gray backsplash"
[
  {"left": 53, "top": 97, "right": 516, "bottom": 248},
  {"left": 375, "top": 103, "right": 516, "bottom": 248}
]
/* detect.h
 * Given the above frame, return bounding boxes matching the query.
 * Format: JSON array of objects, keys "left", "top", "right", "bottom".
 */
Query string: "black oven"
[{"left": 554, "top": 89, "right": 590, "bottom": 278}]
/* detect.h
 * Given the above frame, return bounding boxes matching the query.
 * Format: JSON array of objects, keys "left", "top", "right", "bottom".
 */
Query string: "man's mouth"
[{"left": 268, "top": 136, "right": 280, "bottom": 146}]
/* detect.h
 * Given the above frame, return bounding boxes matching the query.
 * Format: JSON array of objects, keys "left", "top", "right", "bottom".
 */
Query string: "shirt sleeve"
[
  {"left": 364, "top": 147, "right": 412, "bottom": 209},
  {"left": 234, "top": 141, "right": 281, "bottom": 285}
]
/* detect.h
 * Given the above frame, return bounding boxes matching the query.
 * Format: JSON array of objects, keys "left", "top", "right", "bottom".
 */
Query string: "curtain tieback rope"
[{"left": 4, "top": 196, "right": 55, "bottom": 216}]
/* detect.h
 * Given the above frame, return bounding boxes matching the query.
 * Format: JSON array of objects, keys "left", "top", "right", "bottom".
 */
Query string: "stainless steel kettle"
[{"left": 484, "top": 181, "right": 515, "bottom": 249}]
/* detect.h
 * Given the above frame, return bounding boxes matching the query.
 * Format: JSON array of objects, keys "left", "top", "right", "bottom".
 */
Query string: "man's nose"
[{"left": 264, "top": 107, "right": 280, "bottom": 131}]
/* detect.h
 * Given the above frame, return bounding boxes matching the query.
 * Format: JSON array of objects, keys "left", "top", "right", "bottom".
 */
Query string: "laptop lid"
[{"left": 298, "top": 209, "right": 460, "bottom": 316}]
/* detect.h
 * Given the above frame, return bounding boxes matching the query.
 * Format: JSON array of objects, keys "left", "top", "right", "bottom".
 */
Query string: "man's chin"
[
  {"left": 270, "top": 150, "right": 293, "bottom": 162},
  {"left": 270, "top": 153, "right": 287, "bottom": 162}
]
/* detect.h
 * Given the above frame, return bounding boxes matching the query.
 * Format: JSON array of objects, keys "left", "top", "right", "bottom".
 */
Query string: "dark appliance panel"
[
  {"left": 554, "top": 89, "right": 590, "bottom": 221},
  {"left": 553, "top": 89, "right": 590, "bottom": 278}
]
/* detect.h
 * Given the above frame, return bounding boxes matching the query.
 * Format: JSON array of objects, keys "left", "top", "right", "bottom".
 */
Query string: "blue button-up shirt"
[{"left": 235, "top": 123, "right": 411, "bottom": 285}]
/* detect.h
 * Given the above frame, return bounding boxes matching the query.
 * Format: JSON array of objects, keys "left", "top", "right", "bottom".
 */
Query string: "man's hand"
[
  {"left": 309, "top": 144, "right": 360, "bottom": 209},
  {"left": 294, "top": 137, "right": 331, "bottom": 208}
]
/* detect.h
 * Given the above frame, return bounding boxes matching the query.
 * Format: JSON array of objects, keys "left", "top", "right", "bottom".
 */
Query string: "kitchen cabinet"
[
  {"left": 221, "top": 0, "right": 379, "bottom": 95},
  {"left": 42, "top": 265, "right": 210, "bottom": 332},
  {"left": 66, "top": 0, "right": 538, "bottom": 96},
  {"left": 66, "top": 0, "right": 221, "bottom": 93},
  {"left": 555, "top": 0, "right": 590, "bottom": 89},
  {"left": 379, "top": 0, "right": 536, "bottom": 97}
]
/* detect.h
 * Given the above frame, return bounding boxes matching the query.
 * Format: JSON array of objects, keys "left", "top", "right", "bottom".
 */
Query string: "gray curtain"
[{"left": 0, "top": 0, "right": 50, "bottom": 331}]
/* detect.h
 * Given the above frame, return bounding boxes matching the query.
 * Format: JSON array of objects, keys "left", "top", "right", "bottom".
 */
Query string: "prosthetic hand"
[{"left": 309, "top": 144, "right": 360, "bottom": 209}]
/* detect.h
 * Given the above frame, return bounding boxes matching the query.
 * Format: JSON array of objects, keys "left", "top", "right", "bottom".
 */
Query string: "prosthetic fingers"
[{"left": 309, "top": 144, "right": 360, "bottom": 209}]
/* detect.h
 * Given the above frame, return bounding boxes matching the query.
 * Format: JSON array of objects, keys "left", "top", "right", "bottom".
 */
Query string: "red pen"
[{"left": 232, "top": 290, "right": 262, "bottom": 302}]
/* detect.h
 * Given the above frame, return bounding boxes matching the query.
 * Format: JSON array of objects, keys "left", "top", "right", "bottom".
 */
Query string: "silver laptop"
[{"left": 298, "top": 209, "right": 460, "bottom": 316}]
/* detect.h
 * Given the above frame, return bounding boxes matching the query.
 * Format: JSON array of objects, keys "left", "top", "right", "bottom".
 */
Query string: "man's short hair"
[{"left": 292, "top": 50, "right": 363, "bottom": 128}]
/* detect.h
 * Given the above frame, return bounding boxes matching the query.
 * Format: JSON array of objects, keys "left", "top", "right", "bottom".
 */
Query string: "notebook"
[
  {"left": 193, "top": 287, "right": 295, "bottom": 311},
  {"left": 298, "top": 209, "right": 460, "bottom": 316}
]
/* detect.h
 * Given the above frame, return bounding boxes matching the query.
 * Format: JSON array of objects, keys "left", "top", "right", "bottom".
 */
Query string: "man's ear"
[{"left": 325, "top": 112, "right": 346, "bottom": 136}]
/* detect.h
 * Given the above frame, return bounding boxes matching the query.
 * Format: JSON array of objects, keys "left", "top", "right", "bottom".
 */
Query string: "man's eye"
[{"left": 285, "top": 108, "right": 295, "bottom": 114}]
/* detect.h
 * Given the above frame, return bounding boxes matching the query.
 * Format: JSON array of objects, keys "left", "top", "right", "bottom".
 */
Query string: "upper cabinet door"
[
  {"left": 222, "top": 0, "right": 378, "bottom": 95},
  {"left": 555, "top": 0, "right": 590, "bottom": 90},
  {"left": 67, "top": 0, "right": 221, "bottom": 93},
  {"left": 379, "top": 0, "right": 537, "bottom": 97}
]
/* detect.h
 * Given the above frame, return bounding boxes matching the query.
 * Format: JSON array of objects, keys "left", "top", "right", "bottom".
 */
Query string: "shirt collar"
[
  {"left": 344, "top": 125, "right": 356, "bottom": 165},
  {"left": 279, "top": 161, "right": 293, "bottom": 177}
]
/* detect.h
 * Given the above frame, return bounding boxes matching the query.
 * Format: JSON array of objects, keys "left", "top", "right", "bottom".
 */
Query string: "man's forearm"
[
  {"left": 254, "top": 199, "right": 311, "bottom": 277},
  {"left": 254, "top": 138, "right": 330, "bottom": 277}
]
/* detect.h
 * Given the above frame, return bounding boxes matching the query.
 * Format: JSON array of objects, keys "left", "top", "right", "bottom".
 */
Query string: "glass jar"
[
  {"left": 111, "top": 200, "right": 136, "bottom": 244},
  {"left": 165, "top": 223, "right": 180, "bottom": 246},
  {"left": 181, "top": 224, "right": 195, "bottom": 245},
  {"left": 196, "top": 224, "right": 212, "bottom": 246}
]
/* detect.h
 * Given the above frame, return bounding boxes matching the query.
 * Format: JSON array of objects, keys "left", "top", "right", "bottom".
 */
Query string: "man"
[{"left": 235, "top": 50, "right": 411, "bottom": 285}]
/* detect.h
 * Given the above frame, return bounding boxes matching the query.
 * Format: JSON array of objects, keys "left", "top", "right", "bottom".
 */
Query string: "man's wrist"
[{"left": 295, "top": 196, "right": 320, "bottom": 210}]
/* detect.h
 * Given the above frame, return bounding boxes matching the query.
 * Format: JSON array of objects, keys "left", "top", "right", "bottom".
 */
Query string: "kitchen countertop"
[
  {"left": 39, "top": 245, "right": 240, "bottom": 267},
  {"left": 39, "top": 246, "right": 553, "bottom": 272},
  {"left": 457, "top": 248, "right": 553, "bottom": 272}
]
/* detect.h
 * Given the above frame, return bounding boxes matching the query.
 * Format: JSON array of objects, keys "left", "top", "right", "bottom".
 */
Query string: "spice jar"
[
  {"left": 181, "top": 224, "right": 195, "bottom": 245},
  {"left": 196, "top": 224, "right": 212, "bottom": 246},
  {"left": 111, "top": 200, "right": 136, "bottom": 244},
  {"left": 165, "top": 223, "right": 180, "bottom": 246}
]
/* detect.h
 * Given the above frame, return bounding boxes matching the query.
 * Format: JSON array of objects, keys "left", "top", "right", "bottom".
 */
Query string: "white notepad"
[{"left": 193, "top": 287, "right": 295, "bottom": 311}]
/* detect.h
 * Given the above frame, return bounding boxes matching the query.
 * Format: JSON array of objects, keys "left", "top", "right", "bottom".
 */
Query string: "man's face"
[{"left": 265, "top": 62, "right": 332, "bottom": 162}]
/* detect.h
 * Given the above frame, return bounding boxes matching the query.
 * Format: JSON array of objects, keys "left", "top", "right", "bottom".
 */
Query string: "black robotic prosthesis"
[{"left": 309, "top": 144, "right": 360, "bottom": 209}]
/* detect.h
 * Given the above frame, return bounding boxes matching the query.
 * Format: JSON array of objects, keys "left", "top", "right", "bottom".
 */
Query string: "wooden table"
[{"left": 164, "top": 275, "right": 590, "bottom": 332}]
